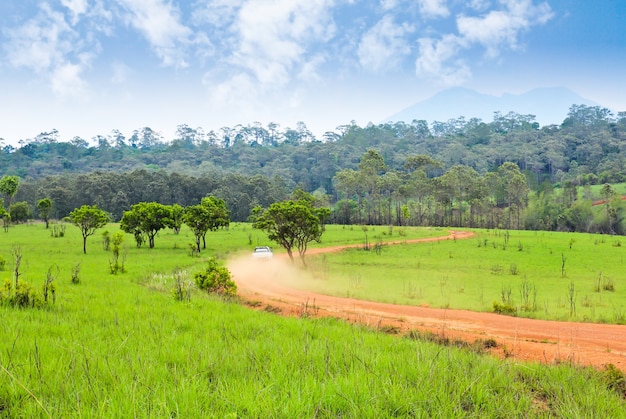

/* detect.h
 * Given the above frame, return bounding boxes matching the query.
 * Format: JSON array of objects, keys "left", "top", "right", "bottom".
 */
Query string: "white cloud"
[
  {"left": 297, "top": 54, "right": 327, "bottom": 83},
  {"left": 116, "top": 0, "right": 194, "bottom": 67},
  {"left": 202, "top": 0, "right": 337, "bottom": 112},
  {"left": 3, "top": 3, "right": 93, "bottom": 98},
  {"left": 414, "top": 0, "right": 553, "bottom": 84},
  {"left": 192, "top": 0, "right": 245, "bottom": 26},
  {"left": 418, "top": 0, "right": 450, "bottom": 19},
  {"left": 457, "top": 0, "right": 554, "bottom": 57},
  {"left": 415, "top": 35, "right": 471, "bottom": 85},
  {"left": 51, "top": 62, "right": 88, "bottom": 97},
  {"left": 61, "top": 0, "right": 89, "bottom": 25},
  {"left": 4, "top": 4, "right": 73, "bottom": 72},
  {"left": 358, "top": 14, "right": 413, "bottom": 72},
  {"left": 468, "top": 0, "right": 492, "bottom": 11},
  {"left": 380, "top": 0, "right": 399, "bottom": 11},
  {"left": 232, "top": 0, "right": 336, "bottom": 84}
]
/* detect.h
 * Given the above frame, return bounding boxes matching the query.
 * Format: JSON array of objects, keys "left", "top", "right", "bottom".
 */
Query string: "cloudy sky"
[{"left": 1, "top": 0, "right": 624, "bottom": 145}]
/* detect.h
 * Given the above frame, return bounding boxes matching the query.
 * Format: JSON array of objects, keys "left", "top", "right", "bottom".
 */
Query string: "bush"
[
  {"left": 50, "top": 224, "right": 66, "bottom": 238},
  {"left": 0, "top": 279, "right": 42, "bottom": 308},
  {"left": 194, "top": 258, "right": 237, "bottom": 297},
  {"left": 493, "top": 301, "right": 517, "bottom": 315},
  {"left": 602, "top": 364, "right": 626, "bottom": 397},
  {"left": 71, "top": 263, "right": 81, "bottom": 284},
  {"left": 172, "top": 269, "right": 192, "bottom": 302}
]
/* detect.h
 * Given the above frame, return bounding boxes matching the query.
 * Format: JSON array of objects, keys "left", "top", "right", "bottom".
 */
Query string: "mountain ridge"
[{"left": 385, "top": 87, "right": 601, "bottom": 126}]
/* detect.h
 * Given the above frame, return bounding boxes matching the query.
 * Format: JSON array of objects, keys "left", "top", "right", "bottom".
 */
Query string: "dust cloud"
[{"left": 227, "top": 253, "right": 321, "bottom": 299}]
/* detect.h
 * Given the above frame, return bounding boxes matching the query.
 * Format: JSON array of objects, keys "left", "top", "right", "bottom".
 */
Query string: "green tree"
[
  {"left": 37, "top": 197, "right": 53, "bottom": 228},
  {"left": 9, "top": 202, "right": 31, "bottom": 223},
  {"left": 0, "top": 175, "right": 20, "bottom": 209},
  {"left": 200, "top": 196, "right": 230, "bottom": 241},
  {"left": 69, "top": 205, "right": 109, "bottom": 254},
  {"left": 120, "top": 202, "right": 173, "bottom": 249},
  {"left": 183, "top": 204, "right": 211, "bottom": 253},
  {"left": 169, "top": 204, "right": 185, "bottom": 234},
  {"left": 183, "top": 196, "right": 230, "bottom": 253},
  {"left": 498, "top": 162, "right": 530, "bottom": 229},
  {"left": 599, "top": 184, "right": 619, "bottom": 234},
  {"left": 253, "top": 199, "right": 323, "bottom": 265},
  {"left": 439, "top": 165, "right": 481, "bottom": 226}
]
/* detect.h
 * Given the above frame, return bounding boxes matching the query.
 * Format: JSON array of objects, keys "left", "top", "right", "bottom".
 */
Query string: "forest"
[{"left": 1, "top": 104, "right": 626, "bottom": 234}]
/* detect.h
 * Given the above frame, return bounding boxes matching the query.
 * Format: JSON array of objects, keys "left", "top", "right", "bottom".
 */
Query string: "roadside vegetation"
[{"left": 1, "top": 223, "right": 625, "bottom": 416}]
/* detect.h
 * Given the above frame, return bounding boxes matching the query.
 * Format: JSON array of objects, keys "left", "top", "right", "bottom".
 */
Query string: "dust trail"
[{"left": 227, "top": 254, "right": 319, "bottom": 300}]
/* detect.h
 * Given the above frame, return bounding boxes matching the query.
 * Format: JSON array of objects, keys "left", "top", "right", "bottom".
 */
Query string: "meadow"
[
  {"left": 304, "top": 228, "right": 626, "bottom": 324},
  {"left": 0, "top": 222, "right": 625, "bottom": 417}
]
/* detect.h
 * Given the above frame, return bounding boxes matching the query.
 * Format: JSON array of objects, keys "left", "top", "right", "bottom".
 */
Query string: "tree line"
[
  {"left": 4, "top": 145, "right": 625, "bottom": 236},
  {"left": 1, "top": 104, "right": 626, "bottom": 235},
  {"left": 1, "top": 105, "right": 625, "bottom": 191}
]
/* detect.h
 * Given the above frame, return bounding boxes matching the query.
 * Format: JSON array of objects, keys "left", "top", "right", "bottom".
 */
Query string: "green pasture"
[
  {"left": 584, "top": 182, "right": 626, "bottom": 198},
  {"left": 0, "top": 223, "right": 625, "bottom": 416},
  {"left": 303, "top": 229, "right": 626, "bottom": 323}
]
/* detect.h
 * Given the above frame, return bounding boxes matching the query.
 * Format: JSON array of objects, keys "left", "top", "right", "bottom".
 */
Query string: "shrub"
[
  {"left": 42, "top": 266, "right": 58, "bottom": 304},
  {"left": 0, "top": 280, "right": 42, "bottom": 308},
  {"left": 603, "top": 277, "right": 615, "bottom": 292},
  {"left": 194, "top": 258, "right": 237, "bottom": 297},
  {"left": 172, "top": 269, "right": 193, "bottom": 302},
  {"left": 71, "top": 263, "right": 81, "bottom": 284},
  {"left": 493, "top": 301, "right": 517, "bottom": 315},
  {"left": 0, "top": 255, "right": 6, "bottom": 271},
  {"left": 109, "top": 232, "right": 126, "bottom": 274},
  {"left": 102, "top": 230, "right": 111, "bottom": 251},
  {"left": 50, "top": 224, "right": 66, "bottom": 238},
  {"left": 602, "top": 364, "right": 626, "bottom": 397}
]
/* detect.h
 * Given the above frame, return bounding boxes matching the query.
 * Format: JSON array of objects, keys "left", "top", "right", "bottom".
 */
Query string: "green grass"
[
  {"left": 304, "top": 229, "right": 626, "bottom": 323},
  {"left": 0, "top": 223, "right": 625, "bottom": 416},
  {"left": 584, "top": 182, "right": 626, "bottom": 199}
]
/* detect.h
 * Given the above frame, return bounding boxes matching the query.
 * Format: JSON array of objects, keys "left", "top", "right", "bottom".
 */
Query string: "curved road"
[{"left": 229, "top": 232, "right": 626, "bottom": 371}]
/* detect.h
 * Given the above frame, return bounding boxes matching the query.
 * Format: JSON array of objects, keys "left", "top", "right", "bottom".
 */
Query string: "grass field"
[
  {"left": 304, "top": 229, "right": 626, "bottom": 323},
  {"left": 1, "top": 222, "right": 625, "bottom": 416}
]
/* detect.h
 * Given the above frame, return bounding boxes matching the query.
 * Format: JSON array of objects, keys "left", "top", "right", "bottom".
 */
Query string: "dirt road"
[{"left": 229, "top": 232, "right": 626, "bottom": 371}]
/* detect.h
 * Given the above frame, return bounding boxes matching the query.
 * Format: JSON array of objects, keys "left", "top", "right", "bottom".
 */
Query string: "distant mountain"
[{"left": 385, "top": 87, "right": 600, "bottom": 126}]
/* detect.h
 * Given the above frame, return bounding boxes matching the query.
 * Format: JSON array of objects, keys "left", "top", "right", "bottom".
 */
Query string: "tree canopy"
[
  {"left": 0, "top": 175, "right": 20, "bottom": 209},
  {"left": 69, "top": 205, "right": 108, "bottom": 254},
  {"left": 120, "top": 202, "right": 173, "bottom": 249},
  {"left": 183, "top": 196, "right": 230, "bottom": 253},
  {"left": 253, "top": 195, "right": 325, "bottom": 265},
  {"left": 37, "top": 197, "right": 53, "bottom": 228}
]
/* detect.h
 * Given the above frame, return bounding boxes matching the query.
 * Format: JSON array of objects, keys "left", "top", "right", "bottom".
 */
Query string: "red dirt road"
[{"left": 230, "top": 232, "right": 626, "bottom": 371}]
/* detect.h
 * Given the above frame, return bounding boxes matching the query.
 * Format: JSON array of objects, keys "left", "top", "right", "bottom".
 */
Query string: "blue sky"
[{"left": 1, "top": 0, "right": 624, "bottom": 145}]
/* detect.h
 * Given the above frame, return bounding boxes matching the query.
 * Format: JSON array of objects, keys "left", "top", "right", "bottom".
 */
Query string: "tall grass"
[{"left": 0, "top": 223, "right": 624, "bottom": 416}]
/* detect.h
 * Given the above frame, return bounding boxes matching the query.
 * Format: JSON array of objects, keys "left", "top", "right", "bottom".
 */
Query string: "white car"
[{"left": 252, "top": 246, "right": 273, "bottom": 260}]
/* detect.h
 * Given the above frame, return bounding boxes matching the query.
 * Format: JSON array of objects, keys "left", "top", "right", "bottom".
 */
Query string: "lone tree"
[
  {"left": 9, "top": 202, "right": 31, "bottom": 223},
  {"left": 253, "top": 196, "right": 326, "bottom": 265},
  {"left": 69, "top": 205, "right": 109, "bottom": 254},
  {"left": 183, "top": 196, "right": 230, "bottom": 253},
  {"left": 120, "top": 202, "right": 172, "bottom": 248},
  {"left": 0, "top": 175, "right": 20, "bottom": 209},
  {"left": 37, "top": 198, "right": 53, "bottom": 228}
]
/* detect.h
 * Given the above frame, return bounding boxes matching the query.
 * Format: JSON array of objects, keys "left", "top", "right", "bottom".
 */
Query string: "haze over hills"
[{"left": 385, "top": 87, "right": 601, "bottom": 126}]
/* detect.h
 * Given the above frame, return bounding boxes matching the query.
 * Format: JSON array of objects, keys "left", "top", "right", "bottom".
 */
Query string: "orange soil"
[{"left": 229, "top": 231, "right": 626, "bottom": 372}]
